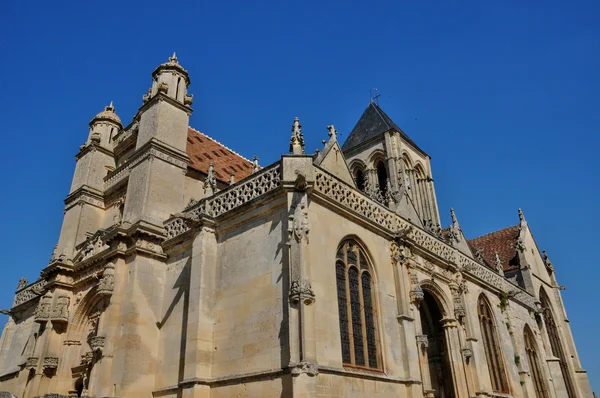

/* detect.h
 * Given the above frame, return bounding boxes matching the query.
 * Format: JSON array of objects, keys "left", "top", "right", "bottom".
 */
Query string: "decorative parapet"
[
  {"left": 13, "top": 279, "right": 47, "bottom": 308},
  {"left": 89, "top": 336, "right": 105, "bottom": 353},
  {"left": 165, "top": 163, "right": 282, "bottom": 241},
  {"left": 313, "top": 168, "right": 537, "bottom": 310}
]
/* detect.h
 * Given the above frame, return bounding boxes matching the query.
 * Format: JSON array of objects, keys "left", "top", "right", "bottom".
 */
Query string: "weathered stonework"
[{"left": 0, "top": 56, "right": 592, "bottom": 398}]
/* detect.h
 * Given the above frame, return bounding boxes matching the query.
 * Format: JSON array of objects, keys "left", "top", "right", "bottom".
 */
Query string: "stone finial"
[
  {"left": 518, "top": 208, "right": 525, "bottom": 223},
  {"left": 252, "top": 156, "right": 259, "bottom": 173},
  {"left": 229, "top": 172, "right": 235, "bottom": 185},
  {"left": 542, "top": 250, "right": 554, "bottom": 272},
  {"left": 450, "top": 208, "right": 458, "bottom": 225},
  {"left": 494, "top": 252, "right": 504, "bottom": 275},
  {"left": 16, "top": 277, "right": 28, "bottom": 291},
  {"left": 204, "top": 163, "right": 218, "bottom": 195},
  {"left": 290, "top": 117, "right": 305, "bottom": 155},
  {"left": 169, "top": 52, "right": 178, "bottom": 63},
  {"left": 327, "top": 125, "right": 338, "bottom": 142}
]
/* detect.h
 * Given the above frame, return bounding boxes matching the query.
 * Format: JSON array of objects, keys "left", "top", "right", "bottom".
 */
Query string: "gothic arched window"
[
  {"left": 478, "top": 295, "right": 509, "bottom": 393},
  {"left": 335, "top": 240, "right": 380, "bottom": 369},
  {"left": 354, "top": 168, "right": 365, "bottom": 192},
  {"left": 524, "top": 325, "right": 549, "bottom": 398},
  {"left": 540, "top": 289, "right": 576, "bottom": 398},
  {"left": 376, "top": 161, "right": 388, "bottom": 197}
]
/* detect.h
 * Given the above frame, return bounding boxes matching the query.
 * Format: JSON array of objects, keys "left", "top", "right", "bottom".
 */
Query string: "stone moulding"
[
  {"left": 89, "top": 336, "right": 105, "bottom": 353},
  {"left": 104, "top": 138, "right": 189, "bottom": 192},
  {"left": 312, "top": 168, "right": 536, "bottom": 309},
  {"left": 25, "top": 357, "right": 38, "bottom": 370},
  {"left": 164, "top": 162, "right": 282, "bottom": 240},
  {"left": 42, "top": 357, "right": 59, "bottom": 370}
]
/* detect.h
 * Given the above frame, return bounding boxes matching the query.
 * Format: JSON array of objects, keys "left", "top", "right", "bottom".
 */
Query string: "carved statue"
[
  {"left": 289, "top": 117, "right": 305, "bottom": 155},
  {"left": 204, "top": 163, "right": 218, "bottom": 195}
]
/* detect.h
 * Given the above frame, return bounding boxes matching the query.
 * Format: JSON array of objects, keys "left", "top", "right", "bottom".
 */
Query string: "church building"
[{"left": 0, "top": 54, "right": 593, "bottom": 398}]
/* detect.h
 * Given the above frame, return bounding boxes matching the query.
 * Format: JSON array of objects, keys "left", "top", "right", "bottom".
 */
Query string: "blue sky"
[{"left": 1, "top": 0, "right": 598, "bottom": 392}]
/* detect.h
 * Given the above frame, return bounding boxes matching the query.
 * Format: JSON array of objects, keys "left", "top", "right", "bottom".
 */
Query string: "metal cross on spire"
[{"left": 370, "top": 88, "right": 381, "bottom": 106}]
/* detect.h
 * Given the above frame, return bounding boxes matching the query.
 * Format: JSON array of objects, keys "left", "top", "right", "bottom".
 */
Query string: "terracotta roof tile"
[
  {"left": 186, "top": 127, "right": 254, "bottom": 183},
  {"left": 469, "top": 225, "right": 521, "bottom": 271}
]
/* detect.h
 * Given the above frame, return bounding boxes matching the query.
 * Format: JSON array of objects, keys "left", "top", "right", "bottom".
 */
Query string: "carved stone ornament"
[
  {"left": 289, "top": 279, "right": 315, "bottom": 305},
  {"left": 34, "top": 292, "right": 53, "bottom": 323},
  {"left": 157, "top": 81, "right": 168, "bottom": 94},
  {"left": 16, "top": 277, "right": 28, "bottom": 291},
  {"left": 289, "top": 117, "right": 305, "bottom": 155},
  {"left": 462, "top": 347, "right": 473, "bottom": 361},
  {"left": 43, "top": 356, "right": 59, "bottom": 370},
  {"left": 450, "top": 280, "right": 467, "bottom": 323},
  {"left": 409, "top": 269, "right": 424, "bottom": 306},
  {"left": 416, "top": 335, "right": 429, "bottom": 352},
  {"left": 542, "top": 250, "right": 554, "bottom": 273},
  {"left": 89, "top": 336, "right": 105, "bottom": 354},
  {"left": 97, "top": 262, "right": 115, "bottom": 296},
  {"left": 288, "top": 193, "right": 309, "bottom": 244},
  {"left": 81, "top": 352, "right": 94, "bottom": 366},
  {"left": 290, "top": 360, "right": 318, "bottom": 377},
  {"left": 204, "top": 163, "right": 218, "bottom": 196},
  {"left": 184, "top": 93, "right": 194, "bottom": 106},
  {"left": 515, "top": 237, "right": 525, "bottom": 253},
  {"left": 51, "top": 294, "right": 70, "bottom": 324},
  {"left": 390, "top": 240, "right": 406, "bottom": 264},
  {"left": 25, "top": 357, "right": 38, "bottom": 369}
]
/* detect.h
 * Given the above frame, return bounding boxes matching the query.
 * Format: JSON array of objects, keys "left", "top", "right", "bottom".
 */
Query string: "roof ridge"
[
  {"left": 469, "top": 224, "right": 520, "bottom": 242},
  {"left": 188, "top": 126, "right": 254, "bottom": 165},
  {"left": 370, "top": 102, "right": 392, "bottom": 131}
]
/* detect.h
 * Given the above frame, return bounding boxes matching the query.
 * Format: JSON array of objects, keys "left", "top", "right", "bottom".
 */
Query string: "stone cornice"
[
  {"left": 104, "top": 138, "right": 190, "bottom": 193},
  {"left": 75, "top": 142, "right": 114, "bottom": 161},
  {"left": 312, "top": 166, "right": 536, "bottom": 310},
  {"left": 138, "top": 91, "right": 192, "bottom": 116},
  {"left": 64, "top": 186, "right": 104, "bottom": 211}
]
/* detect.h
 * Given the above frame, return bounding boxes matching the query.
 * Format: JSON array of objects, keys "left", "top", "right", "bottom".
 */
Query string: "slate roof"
[
  {"left": 469, "top": 225, "right": 521, "bottom": 271},
  {"left": 341, "top": 102, "right": 425, "bottom": 155},
  {"left": 186, "top": 127, "right": 254, "bottom": 183}
]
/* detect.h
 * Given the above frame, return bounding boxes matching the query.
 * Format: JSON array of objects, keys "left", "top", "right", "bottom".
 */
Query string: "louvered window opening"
[
  {"left": 478, "top": 296, "right": 509, "bottom": 393},
  {"left": 335, "top": 240, "right": 380, "bottom": 370}
]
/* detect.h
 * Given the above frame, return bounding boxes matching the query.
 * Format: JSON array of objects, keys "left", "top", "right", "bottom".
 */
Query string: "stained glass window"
[
  {"left": 335, "top": 240, "right": 380, "bottom": 370},
  {"left": 336, "top": 262, "right": 350, "bottom": 363},
  {"left": 478, "top": 295, "right": 509, "bottom": 393},
  {"left": 540, "top": 290, "right": 576, "bottom": 398},
  {"left": 524, "top": 326, "right": 548, "bottom": 398}
]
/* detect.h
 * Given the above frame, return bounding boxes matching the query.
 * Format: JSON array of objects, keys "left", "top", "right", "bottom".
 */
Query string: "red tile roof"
[
  {"left": 186, "top": 127, "right": 254, "bottom": 183},
  {"left": 469, "top": 225, "right": 521, "bottom": 271}
]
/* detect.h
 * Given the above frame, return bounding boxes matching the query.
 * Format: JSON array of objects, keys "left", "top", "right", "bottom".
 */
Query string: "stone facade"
[{"left": 0, "top": 55, "right": 593, "bottom": 398}]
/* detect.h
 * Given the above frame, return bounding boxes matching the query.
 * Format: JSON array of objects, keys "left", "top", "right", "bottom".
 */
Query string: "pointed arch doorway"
[{"left": 419, "top": 290, "right": 455, "bottom": 398}]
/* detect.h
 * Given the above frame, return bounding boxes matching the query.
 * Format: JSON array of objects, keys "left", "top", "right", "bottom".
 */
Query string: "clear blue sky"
[{"left": 1, "top": 0, "right": 598, "bottom": 392}]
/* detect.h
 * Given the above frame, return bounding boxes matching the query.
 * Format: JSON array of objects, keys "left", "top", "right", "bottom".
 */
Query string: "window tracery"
[
  {"left": 478, "top": 295, "right": 509, "bottom": 393},
  {"left": 540, "top": 289, "right": 576, "bottom": 398},
  {"left": 524, "top": 326, "right": 549, "bottom": 398},
  {"left": 335, "top": 240, "right": 380, "bottom": 369}
]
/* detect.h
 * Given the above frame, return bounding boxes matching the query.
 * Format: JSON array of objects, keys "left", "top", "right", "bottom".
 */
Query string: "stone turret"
[
  {"left": 87, "top": 101, "right": 122, "bottom": 149},
  {"left": 54, "top": 103, "right": 119, "bottom": 259}
]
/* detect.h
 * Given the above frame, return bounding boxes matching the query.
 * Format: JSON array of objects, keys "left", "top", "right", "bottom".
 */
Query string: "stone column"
[
  {"left": 413, "top": 310, "right": 434, "bottom": 398},
  {"left": 182, "top": 224, "right": 217, "bottom": 398},
  {"left": 281, "top": 157, "right": 317, "bottom": 398},
  {"left": 442, "top": 319, "right": 469, "bottom": 398},
  {"left": 390, "top": 241, "right": 420, "bottom": 380}
]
